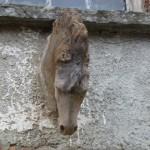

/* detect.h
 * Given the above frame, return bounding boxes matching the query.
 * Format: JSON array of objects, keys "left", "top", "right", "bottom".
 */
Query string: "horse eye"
[{"left": 58, "top": 50, "right": 72, "bottom": 62}]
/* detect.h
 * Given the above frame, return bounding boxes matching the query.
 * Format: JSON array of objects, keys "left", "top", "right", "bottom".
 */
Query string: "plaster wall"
[
  {"left": 0, "top": 28, "right": 150, "bottom": 150},
  {"left": 126, "top": 0, "right": 144, "bottom": 12}
]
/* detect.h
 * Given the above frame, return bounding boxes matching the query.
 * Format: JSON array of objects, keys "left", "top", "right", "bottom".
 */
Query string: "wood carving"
[{"left": 40, "top": 10, "right": 89, "bottom": 135}]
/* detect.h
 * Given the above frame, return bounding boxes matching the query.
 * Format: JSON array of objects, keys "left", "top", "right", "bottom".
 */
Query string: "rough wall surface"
[
  {"left": 0, "top": 28, "right": 150, "bottom": 150},
  {"left": 1, "top": 5, "right": 150, "bottom": 33}
]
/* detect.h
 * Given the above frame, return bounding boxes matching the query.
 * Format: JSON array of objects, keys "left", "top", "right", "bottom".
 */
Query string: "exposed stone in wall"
[
  {"left": 0, "top": 5, "right": 150, "bottom": 33},
  {"left": 0, "top": 27, "right": 150, "bottom": 150}
]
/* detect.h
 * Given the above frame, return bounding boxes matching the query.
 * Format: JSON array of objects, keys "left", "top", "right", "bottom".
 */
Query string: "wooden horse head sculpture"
[{"left": 40, "top": 10, "right": 89, "bottom": 135}]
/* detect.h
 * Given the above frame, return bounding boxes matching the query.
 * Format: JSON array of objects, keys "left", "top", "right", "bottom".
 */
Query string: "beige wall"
[{"left": 126, "top": 0, "right": 144, "bottom": 12}]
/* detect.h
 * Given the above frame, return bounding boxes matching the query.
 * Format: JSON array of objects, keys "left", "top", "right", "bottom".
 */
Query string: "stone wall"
[
  {"left": 0, "top": 27, "right": 150, "bottom": 150},
  {"left": 0, "top": 5, "right": 150, "bottom": 33}
]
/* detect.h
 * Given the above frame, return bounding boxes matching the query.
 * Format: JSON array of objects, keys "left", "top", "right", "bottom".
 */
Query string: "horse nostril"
[
  {"left": 74, "top": 126, "right": 78, "bottom": 131},
  {"left": 60, "top": 125, "right": 78, "bottom": 135},
  {"left": 60, "top": 125, "right": 65, "bottom": 132}
]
